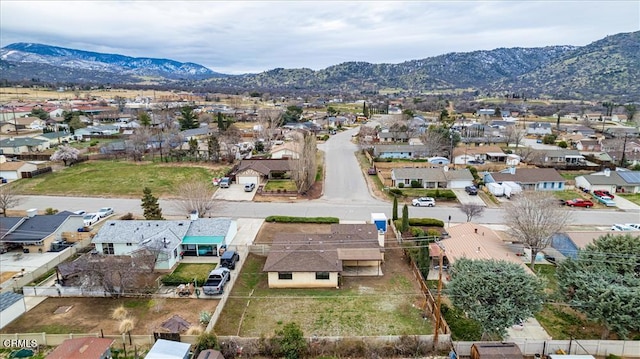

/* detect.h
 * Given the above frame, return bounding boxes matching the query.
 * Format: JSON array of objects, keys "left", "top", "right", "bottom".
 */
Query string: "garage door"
[{"left": 237, "top": 176, "right": 260, "bottom": 185}]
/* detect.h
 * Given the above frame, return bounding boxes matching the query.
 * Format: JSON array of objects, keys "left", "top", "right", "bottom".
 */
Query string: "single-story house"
[
  {"left": 0, "top": 137, "right": 49, "bottom": 154},
  {"left": 233, "top": 159, "right": 291, "bottom": 185},
  {"left": 15, "top": 116, "right": 46, "bottom": 130},
  {"left": 484, "top": 167, "right": 566, "bottom": 191},
  {"left": 432, "top": 222, "right": 532, "bottom": 273},
  {"left": 0, "top": 210, "right": 84, "bottom": 253},
  {"left": 527, "top": 122, "right": 552, "bottom": 135},
  {"left": 145, "top": 339, "right": 191, "bottom": 359},
  {"left": 0, "top": 292, "right": 26, "bottom": 330},
  {"left": 46, "top": 337, "right": 115, "bottom": 359},
  {"left": 0, "top": 121, "right": 18, "bottom": 133},
  {"left": 575, "top": 170, "right": 640, "bottom": 194},
  {"left": 263, "top": 224, "right": 384, "bottom": 288},
  {"left": 391, "top": 167, "right": 474, "bottom": 189},
  {"left": 378, "top": 130, "right": 410, "bottom": 143},
  {"left": 373, "top": 144, "right": 430, "bottom": 159},
  {"left": 35, "top": 131, "right": 74, "bottom": 146},
  {"left": 0, "top": 159, "right": 39, "bottom": 180},
  {"left": 453, "top": 145, "right": 506, "bottom": 165},
  {"left": 270, "top": 142, "right": 301, "bottom": 159},
  {"left": 575, "top": 139, "right": 601, "bottom": 151},
  {"left": 92, "top": 218, "right": 237, "bottom": 270},
  {"left": 528, "top": 149, "right": 585, "bottom": 166}
]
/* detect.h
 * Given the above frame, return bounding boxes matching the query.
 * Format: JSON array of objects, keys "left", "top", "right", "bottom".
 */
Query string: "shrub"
[
  {"left": 441, "top": 303, "right": 483, "bottom": 341},
  {"left": 186, "top": 326, "right": 203, "bottom": 335},
  {"left": 410, "top": 227, "right": 425, "bottom": 237},
  {"left": 89, "top": 140, "right": 99, "bottom": 146},
  {"left": 408, "top": 218, "right": 445, "bottom": 227},
  {"left": 389, "top": 188, "right": 403, "bottom": 196},
  {"left": 426, "top": 229, "right": 442, "bottom": 237},
  {"left": 273, "top": 322, "right": 307, "bottom": 359},
  {"left": 112, "top": 306, "right": 129, "bottom": 320},
  {"left": 195, "top": 332, "right": 219, "bottom": 352},
  {"left": 398, "top": 182, "right": 405, "bottom": 188},
  {"left": 265, "top": 216, "right": 339, "bottom": 224},
  {"left": 410, "top": 180, "right": 422, "bottom": 188},
  {"left": 44, "top": 207, "right": 58, "bottom": 215},
  {"left": 120, "top": 212, "right": 134, "bottom": 220},
  {"left": 200, "top": 311, "right": 212, "bottom": 325}
]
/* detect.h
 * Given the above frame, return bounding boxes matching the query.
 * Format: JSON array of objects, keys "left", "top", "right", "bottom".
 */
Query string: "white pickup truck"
[{"left": 202, "top": 267, "right": 230, "bottom": 295}]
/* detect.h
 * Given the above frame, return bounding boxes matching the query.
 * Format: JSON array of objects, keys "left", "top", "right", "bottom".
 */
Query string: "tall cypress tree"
[
  {"left": 141, "top": 187, "right": 164, "bottom": 220},
  {"left": 401, "top": 204, "right": 409, "bottom": 231},
  {"left": 392, "top": 196, "right": 398, "bottom": 221}
]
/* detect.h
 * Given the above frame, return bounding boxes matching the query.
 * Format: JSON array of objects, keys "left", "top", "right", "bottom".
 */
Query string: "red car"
[
  {"left": 566, "top": 198, "right": 594, "bottom": 208},
  {"left": 594, "top": 190, "right": 614, "bottom": 199}
]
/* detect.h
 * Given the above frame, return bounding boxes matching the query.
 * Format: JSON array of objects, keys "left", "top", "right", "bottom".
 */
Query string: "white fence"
[
  {"left": 454, "top": 339, "right": 640, "bottom": 358},
  {"left": 1, "top": 237, "right": 93, "bottom": 294}
]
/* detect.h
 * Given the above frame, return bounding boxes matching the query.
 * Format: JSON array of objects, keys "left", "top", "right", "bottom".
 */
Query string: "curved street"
[{"left": 14, "top": 126, "right": 640, "bottom": 226}]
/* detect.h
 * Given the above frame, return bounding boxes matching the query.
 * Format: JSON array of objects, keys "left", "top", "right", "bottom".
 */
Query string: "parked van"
[
  {"left": 219, "top": 177, "right": 231, "bottom": 188},
  {"left": 220, "top": 250, "right": 240, "bottom": 269}
]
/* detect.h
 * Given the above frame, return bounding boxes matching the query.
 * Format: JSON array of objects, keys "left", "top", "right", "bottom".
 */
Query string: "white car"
[
  {"left": 412, "top": 197, "right": 436, "bottom": 207},
  {"left": 624, "top": 223, "right": 640, "bottom": 230},
  {"left": 97, "top": 207, "right": 114, "bottom": 218},
  {"left": 611, "top": 224, "right": 635, "bottom": 231},
  {"left": 83, "top": 213, "right": 100, "bottom": 226}
]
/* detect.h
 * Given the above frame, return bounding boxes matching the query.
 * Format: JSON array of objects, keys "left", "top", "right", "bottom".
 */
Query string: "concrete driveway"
[
  {"left": 506, "top": 317, "right": 552, "bottom": 340},
  {"left": 212, "top": 184, "right": 256, "bottom": 201},
  {"left": 612, "top": 195, "right": 640, "bottom": 212},
  {"left": 453, "top": 189, "right": 487, "bottom": 206}
]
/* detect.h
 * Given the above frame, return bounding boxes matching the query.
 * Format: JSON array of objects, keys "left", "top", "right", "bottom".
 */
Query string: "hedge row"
[
  {"left": 265, "top": 216, "right": 340, "bottom": 224},
  {"left": 409, "top": 218, "right": 445, "bottom": 227}
]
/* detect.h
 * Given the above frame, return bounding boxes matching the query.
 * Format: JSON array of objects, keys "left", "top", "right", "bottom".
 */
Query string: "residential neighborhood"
[{"left": 0, "top": 88, "right": 639, "bottom": 359}]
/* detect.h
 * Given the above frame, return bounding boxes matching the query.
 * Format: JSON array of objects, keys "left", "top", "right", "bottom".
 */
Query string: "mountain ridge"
[{"left": 1, "top": 31, "right": 638, "bottom": 100}]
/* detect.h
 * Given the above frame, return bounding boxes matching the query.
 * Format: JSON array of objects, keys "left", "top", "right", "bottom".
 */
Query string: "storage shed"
[{"left": 470, "top": 342, "right": 523, "bottom": 359}]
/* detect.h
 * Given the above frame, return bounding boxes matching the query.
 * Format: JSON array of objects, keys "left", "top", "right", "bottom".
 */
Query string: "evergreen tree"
[
  {"left": 179, "top": 106, "right": 199, "bottom": 130},
  {"left": 392, "top": 196, "right": 398, "bottom": 221},
  {"left": 141, "top": 187, "right": 164, "bottom": 220},
  {"left": 401, "top": 204, "right": 409, "bottom": 231},
  {"left": 217, "top": 112, "right": 226, "bottom": 131}
]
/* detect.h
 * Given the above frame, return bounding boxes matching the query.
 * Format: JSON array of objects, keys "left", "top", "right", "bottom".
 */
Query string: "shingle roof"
[
  {"left": 0, "top": 292, "right": 23, "bottom": 312},
  {"left": 46, "top": 337, "right": 115, "bottom": 359},
  {"left": 0, "top": 217, "right": 24, "bottom": 238},
  {"left": 237, "top": 159, "right": 290, "bottom": 175},
  {"left": 392, "top": 168, "right": 474, "bottom": 182},
  {"left": 577, "top": 173, "right": 627, "bottom": 186},
  {"left": 490, "top": 168, "right": 564, "bottom": 184},
  {"left": 2, "top": 211, "right": 77, "bottom": 243},
  {"left": 92, "top": 220, "right": 191, "bottom": 244},
  {"left": 263, "top": 230, "right": 381, "bottom": 272},
  {"left": 185, "top": 218, "right": 233, "bottom": 237},
  {"left": 0, "top": 137, "right": 47, "bottom": 147}
]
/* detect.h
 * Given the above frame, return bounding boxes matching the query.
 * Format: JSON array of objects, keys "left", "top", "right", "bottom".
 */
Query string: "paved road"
[{"left": 12, "top": 123, "right": 640, "bottom": 225}]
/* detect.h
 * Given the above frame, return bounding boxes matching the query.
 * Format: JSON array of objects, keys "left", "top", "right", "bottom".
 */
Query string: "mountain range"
[{"left": 1, "top": 31, "right": 638, "bottom": 100}]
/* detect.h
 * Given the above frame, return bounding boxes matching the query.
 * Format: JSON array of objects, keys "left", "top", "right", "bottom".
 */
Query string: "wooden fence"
[{"left": 453, "top": 339, "right": 640, "bottom": 358}]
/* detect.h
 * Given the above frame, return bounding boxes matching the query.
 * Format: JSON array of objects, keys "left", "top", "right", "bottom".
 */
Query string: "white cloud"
[{"left": 1, "top": 1, "right": 638, "bottom": 74}]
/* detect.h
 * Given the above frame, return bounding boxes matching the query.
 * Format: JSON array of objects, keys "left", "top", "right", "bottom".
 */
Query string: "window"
[
  {"left": 174, "top": 248, "right": 178, "bottom": 258},
  {"left": 102, "top": 243, "right": 114, "bottom": 255},
  {"left": 126, "top": 242, "right": 132, "bottom": 246},
  {"left": 316, "top": 272, "right": 330, "bottom": 280},
  {"left": 278, "top": 272, "right": 293, "bottom": 280}
]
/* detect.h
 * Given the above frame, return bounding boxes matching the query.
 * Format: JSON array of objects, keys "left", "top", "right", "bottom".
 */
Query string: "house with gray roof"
[
  {"left": 373, "top": 144, "right": 430, "bottom": 159},
  {"left": 527, "top": 122, "right": 552, "bottom": 135},
  {"left": 0, "top": 292, "right": 26, "bottom": 329},
  {"left": 391, "top": 167, "right": 474, "bottom": 189},
  {"left": 92, "top": 218, "right": 237, "bottom": 270},
  {"left": 528, "top": 149, "right": 586, "bottom": 166},
  {"left": 484, "top": 167, "right": 566, "bottom": 191},
  {"left": 575, "top": 170, "right": 640, "bottom": 194},
  {"left": 35, "top": 131, "right": 74, "bottom": 146},
  {"left": 263, "top": 224, "right": 384, "bottom": 288},
  {"left": 0, "top": 137, "right": 49, "bottom": 155},
  {"left": 1, "top": 211, "right": 84, "bottom": 253}
]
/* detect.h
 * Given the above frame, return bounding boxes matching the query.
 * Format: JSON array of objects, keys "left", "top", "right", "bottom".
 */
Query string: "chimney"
[
  {"left": 604, "top": 168, "right": 611, "bottom": 177},
  {"left": 190, "top": 210, "right": 199, "bottom": 221},
  {"left": 26, "top": 208, "right": 37, "bottom": 218}
]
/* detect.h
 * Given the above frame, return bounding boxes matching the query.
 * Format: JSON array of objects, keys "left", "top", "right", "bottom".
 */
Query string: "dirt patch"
[
  {"left": 0, "top": 271, "right": 18, "bottom": 284},
  {"left": 0, "top": 297, "right": 218, "bottom": 335},
  {"left": 253, "top": 222, "right": 333, "bottom": 244}
]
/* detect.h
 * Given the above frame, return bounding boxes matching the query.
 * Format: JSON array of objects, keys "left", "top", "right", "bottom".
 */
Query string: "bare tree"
[
  {"left": 504, "top": 126, "right": 527, "bottom": 149},
  {"left": 459, "top": 203, "right": 485, "bottom": 222},
  {"left": 505, "top": 191, "right": 571, "bottom": 270},
  {"left": 0, "top": 185, "right": 21, "bottom": 217},
  {"left": 419, "top": 128, "right": 448, "bottom": 157},
  {"left": 174, "top": 180, "right": 217, "bottom": 217},
  {"left": 289, "top": 130, "right": 317, "bottom": 194},
  {"left": 257, "top": 108, "right": 283, "bottom": 149},
  {"left": 128, "top": 127, "right": 152, "bottom": 161},
  {"left": 218, "top": 124, "right": 243, "bottom": 162}
]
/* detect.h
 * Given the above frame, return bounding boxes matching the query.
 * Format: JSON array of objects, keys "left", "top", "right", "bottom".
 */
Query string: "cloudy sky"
[{"left": 1, "top": 1, "right": 638, "bottom": 74}]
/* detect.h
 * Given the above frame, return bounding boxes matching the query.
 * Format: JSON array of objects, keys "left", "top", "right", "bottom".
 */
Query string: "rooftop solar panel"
[{"left": 618, "top": 171, "right": 640, "bottom": 183}]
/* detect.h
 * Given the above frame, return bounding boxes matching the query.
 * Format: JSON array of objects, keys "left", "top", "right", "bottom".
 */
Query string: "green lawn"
[
  {"left": 215, "top": 254, "right": 430, "bottom": 337},
  {"left": 619, "top": 193, "right": 640, "bottom": 206},
  {"left": 9, "top": 160, "right": 227, "bottom": 197},
  {"left": 264, "top": 180, "right": 297, "bottom": 191},
  {"left": 171, "top": 263, "right": 217, "bottom": 285}
]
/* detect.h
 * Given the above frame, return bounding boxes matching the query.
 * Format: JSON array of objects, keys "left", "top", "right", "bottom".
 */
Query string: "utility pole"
[
  {"left": 620, "top": 132, "right": 628, "bottom": 167},
  {"left": 433, "top": 241, "right": 445, "bottom": 348}
]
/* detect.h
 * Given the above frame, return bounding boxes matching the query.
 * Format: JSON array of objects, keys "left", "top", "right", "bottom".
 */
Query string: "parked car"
[
  {"left": 0, "top": 177, "right": 7, "bottom": 184},
  {"left": 611, "top": 224, "right": 635, "bottom": 231},
  {"left": 465, "top": 185, "right": 478, "bottom": 195},
  {"left": 83, "top": 213, "right": 100, "bottom": 226},
  {"left": 202, "top": 267, "right": 231, "bottom": 295},
  {"left": 97, "top": 207, "right": 114, "bottom": 218},
  {"left": 73, "top": 210, "right": 86, "bottom": 215},
  {"left": 625, "top": 223, "right": 640, "bottom": 230},
  {"left": 244, "top": 183, "right": 255, "bottom": 192},
  {"left": 220, "top": 250, "right": 240, "bottom": 269},
  {"left": 565, "top": 199, "right": 594, "bottom": 208},
  {"left": 412, "top": 197, "right": 436, "bottom": 207},
  {"left": 367, "top": 167, "right": 377, "bottom": 175},
  {"left": 219, "top": 177, "right": 231, "bottom": 188},
  {"left": 594, "top": 190, "right": 615, "bottom": 199}
]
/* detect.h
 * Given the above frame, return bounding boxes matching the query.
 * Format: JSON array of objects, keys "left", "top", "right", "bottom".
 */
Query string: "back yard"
[
  {"left": 215, "top": 247, "right": 431, "bottom": 337},
  {"left": 0, "top": 297, "right": 218, "bottom": 335}
]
